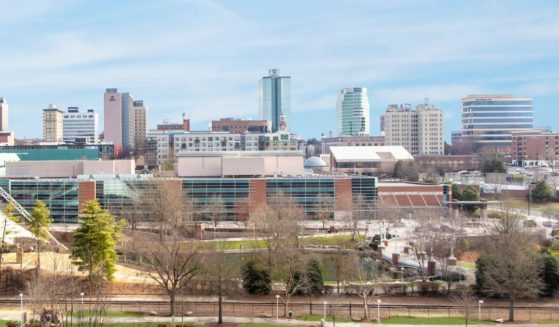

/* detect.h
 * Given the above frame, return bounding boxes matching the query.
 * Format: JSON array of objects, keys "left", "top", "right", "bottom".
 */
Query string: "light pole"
[
  {"left": 376, "top": 299, "right": 381, "bottom": 324},
  {"left": 323, "top": 301, "right": 327, "bottom": 321},
  {"left": 19, "top": 293, "right": 23, "bottom": 327},
  {"left": 80, "top": 292, "right": 85, "bottom": 315},
  {"left": 275, "top": 295, "right": 280, "bottom": 320},
  {"left": 478, "top": 300, "right": 484, "bottom": 324},
  {"left": 400, "top": 267, "right": 404, "bottom": 282}
]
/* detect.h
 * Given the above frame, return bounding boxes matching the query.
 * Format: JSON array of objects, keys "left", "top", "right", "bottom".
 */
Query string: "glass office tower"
[
  {"left": 336, "top": 88, "right": 370, "bottom": 136},
  {"left": 258, "top": 69, "right": 291, "bottom": 132},
  {"left": 461, "top": 95, "right": 533, "bottom": 147}
]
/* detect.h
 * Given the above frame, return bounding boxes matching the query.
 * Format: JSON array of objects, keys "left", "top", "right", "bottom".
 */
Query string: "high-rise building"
[
  {"left": 0, "top": 97, "right": 8, "bottom": 131},
  {"left": 336, "top": 87, "right": 370, "bottom": 136},
  {"left": 461, "top": 94, "right": 533, "bottom": 150},
  {"left": 43, "top": 104, "right": 64, "bottom": 142},
  {"left": 133, "top": 100, "right": 147, "bottom": 155},
  {"left": 258, "top": 69, "right": 291, "bottom": 132},
  {"left": 384, "top": 103, "right": 444, "bottom": 155},
  {"left": 63, "top": 107, "right": 98, "bottom": 143},
  {"left": 104, "top": 88, "right": 136, "bottom": 157}
]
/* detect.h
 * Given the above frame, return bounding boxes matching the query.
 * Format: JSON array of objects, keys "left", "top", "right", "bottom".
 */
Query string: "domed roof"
[{"left": 304, "top": 156, "right": 327, "bottom": 168}]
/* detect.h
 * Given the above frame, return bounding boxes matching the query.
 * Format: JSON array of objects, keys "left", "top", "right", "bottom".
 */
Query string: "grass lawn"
[
  {"left": 503, "top": 198, "right": 559, "bottom": 214},
  {"left": 0, "top": 321, "right": 5, "bottom": 327},
  {"left": 458, "top": 261, "right": 476, "bottom": 269},
  {"left": 242, "top": 324, "right": 303, "bottom": 327},
  {"left": 196, "top": 234, "right": 364, "bottom": 251},
  {"left": 382, "top": 316, "right": 493, "bottom": 325},
  {"left": 300, "top": 234, "right": 365, "bottom": 248},
  {"left": 296, "top": 314, "right": 352, "bottom": 323}
]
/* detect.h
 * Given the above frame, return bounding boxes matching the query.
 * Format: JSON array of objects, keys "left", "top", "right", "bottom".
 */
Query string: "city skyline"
[{"left": 0, "top": 1, "right": 558, "bottom": 140}]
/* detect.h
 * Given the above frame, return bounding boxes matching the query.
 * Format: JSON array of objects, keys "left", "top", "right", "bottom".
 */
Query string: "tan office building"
[{"left": 43, "top": 104, "right": 64, "bottom": 142}]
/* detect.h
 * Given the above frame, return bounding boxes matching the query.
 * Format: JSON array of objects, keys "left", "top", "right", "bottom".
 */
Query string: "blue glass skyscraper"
[
  {"left": 258, "top": 69, "right": 291, "bottom": 132},
  {"left": 461, "top": 94, "right": 533, "bottom": 148}
]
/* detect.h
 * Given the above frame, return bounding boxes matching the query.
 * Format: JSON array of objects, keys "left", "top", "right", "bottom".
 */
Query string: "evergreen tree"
[
  {"left": 541, "top": 253, "right": 559, "bottom": 297},
  {"left": 72, "top": 200, "right": 123, "bottom": 280},
  {"left": 241, "top": 259, "right": 271, "bottom": 295},
  {"left": 305, "top": 258, "right": 324, "bottom": 295},
  {"left": 28, "top": 200, "right": 52, "bottom": 275},
  {"left": 462, "top": 186, "right": 479, "bottom": 213},
  {"left": 482, "top": 156, "right": 507, "bottom": 173},
  {"left": 452, "top": 184, "right": 463, "bottom": 201},
  {"left": 533, "top": 180, "right": 554, "bottom": 202}
]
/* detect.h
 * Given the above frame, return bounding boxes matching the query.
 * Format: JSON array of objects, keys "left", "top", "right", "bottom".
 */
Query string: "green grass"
[
  {"left": 296, "top": 314, "right": 352, "bottom": 323},
  {"left": 102, "top": 324, "right": 203, "bottom": 327},
  {"left": 503, "top": 198, "right": 559, "bottom": 213},
  {"left": 70, "top": 310, "right": 145, "bottom": 318},
  {"left": 0, "top": 320, "right": 5, "bottom": 327},
  {"left": 195, "top": 234, "right": 364, "bottom": 251},
  {"left": 536, "top": 320, "right": 559, "bottom": 324},
  {"left": 242, "top": 324, "right": 304, "bottom": 327},
  {"left": 300, "top": 234, "right": 365, "bottom": 248},
  {"left": 458, "top": 261, "right": 476, "bottom": 269},
  {"left": 195, "top": 239, "right": 268, "bottom": 251},
  {"left": 382, "top": 316, "right": 493, "bottom": 325}
]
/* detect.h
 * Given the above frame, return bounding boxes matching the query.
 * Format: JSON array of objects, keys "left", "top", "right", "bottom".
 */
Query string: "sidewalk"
[{"left": 0, "top": 310, "right": 546, "bottom": 327}]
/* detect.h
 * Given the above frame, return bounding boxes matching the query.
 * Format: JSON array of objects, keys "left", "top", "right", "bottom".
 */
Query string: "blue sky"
[{"left": 1, "top": 0, "right": 559, "bottom": 141}]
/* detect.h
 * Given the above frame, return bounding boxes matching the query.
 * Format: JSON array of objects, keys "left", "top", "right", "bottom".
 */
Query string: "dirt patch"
[{"left": 458, "top": 250, "right": 480, "bottom": 263}]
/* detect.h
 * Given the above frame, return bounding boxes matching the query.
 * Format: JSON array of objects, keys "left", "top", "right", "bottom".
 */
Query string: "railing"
[{"left": 0, "top": 186, "right": 68, "bottom": 252}]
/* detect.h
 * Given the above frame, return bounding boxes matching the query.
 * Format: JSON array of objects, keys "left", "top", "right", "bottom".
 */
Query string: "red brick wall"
[
  {"left": 78, "top": 181, "right": 96, "bottom": 211},
  {"left": 249, "top": 179, "right": 267, "bottom": 213},
  {"left": 334, "top": 179, "right": 352, "bottom": 211}
]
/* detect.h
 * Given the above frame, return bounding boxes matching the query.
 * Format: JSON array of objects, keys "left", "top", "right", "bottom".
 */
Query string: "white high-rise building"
[
  {"left": 384, "top": 103, "right": 444, "bottom": 155},
  {"left": 63, "top": 107, "right": 98, "bottom": 143},
  {"left": 43, "top": 104, "right": 64, "bottom": 143},
  {"left": 336, "top": 87, "right": 370, "bottom": 136}
]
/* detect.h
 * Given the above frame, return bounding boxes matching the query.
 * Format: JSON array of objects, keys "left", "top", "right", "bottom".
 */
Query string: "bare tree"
[
  {"left": 346, "top": 254, "right": 377, "bottom": 320},
  {"left": 201, "top": 242, "right": 240, "bottom": 324},
  {"left": 273, "top": 244, "right": 309, "bottom": 317},
  {"left": 452, "top": 286, "right": 476, "bottom": 327},
  {"left": 205, "top": 196, "right": 225, "bottom": 239},
  {"left": 131, "top": 180, "right": 200, "bottom": 322},
  {"left": 316, "top": 193, "right": 333, "bottom": 230},
  {"left": 476, "top": 212, "right": 543, "bottom": 321},
  {"left": 251, "top": 193, "right": 303, "bottom": 272}
]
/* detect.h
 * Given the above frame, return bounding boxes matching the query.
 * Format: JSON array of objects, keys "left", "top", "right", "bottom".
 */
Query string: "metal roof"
[{"left": 330, "top": 146, "right": 413, "bottom": 162}]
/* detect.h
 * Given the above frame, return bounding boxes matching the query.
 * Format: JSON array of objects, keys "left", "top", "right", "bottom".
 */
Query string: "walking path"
[{"left": 0, "top": 310, "right": 548, "bottom": 327}]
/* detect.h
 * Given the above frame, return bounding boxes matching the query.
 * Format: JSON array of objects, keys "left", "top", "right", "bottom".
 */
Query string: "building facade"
[
  {"left": 63, "top": 107, "right": 98, "bottom": 143},
  {"left": 147, "top": 129, "right": 300, "bottom": 165},
  {"left": 0, "top": 175, "right": 377, "bottom": 224},
  {"left": 512, "top": 130, "right": 559, "bottom": 166},
  {"left": 258, "top": 69, "right": 291, "bottom": 132},
  {"left": 336, "top": 87, "right": 370, "bottom": 136},
  {"left": 321, "top": 135, "right": 385, "bottom": 155},
  {"left": 211, "top": 118, "right": 270, "bottom": 133},
  {"left": 133, "top": 100, "right": 147, "bottom": 155},
  {"left": 461, "top": 94, "right": 533, "bottom": 150},
  {"left": 43, "top": 104, "right": 64, "bottom": 142},
  {"left": 104, "top": 88, "right": 136, "bottom": 157},
  {"left": 384, "top": 103, "right": 444, "bottom": 155},
  {"left": 0, "top": 97, "right": 8, "bottom": 131},
  {"left": 0, "top": 143, "right": 114, "bottom": 160}
]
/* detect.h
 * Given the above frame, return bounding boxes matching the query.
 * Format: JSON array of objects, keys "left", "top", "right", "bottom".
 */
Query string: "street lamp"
[
  {"left": 19, "top": 293, "right": 23, "bottom": 327},
  {"left": 275, "top": 295, "right": 280, "bottom": 320},
  {"left": 478, "top": 300, "right": 484, "bottom": 324},
  {"left": 323, "top": 301, "right": 327, "bottom": 321},
  {"left": 400, "top": 267, "right": 404, "bottom": 282},
  {"left": 376, "top": 299, "right": 381, "bottom": 324},
  {"left": 80, "top": 292, "right": 85, "bottom": 315}
]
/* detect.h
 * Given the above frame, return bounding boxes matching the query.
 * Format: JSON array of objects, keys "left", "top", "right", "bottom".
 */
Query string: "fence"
[{"left": 1, "top": 299, "right": 558, "bottom": 322}]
